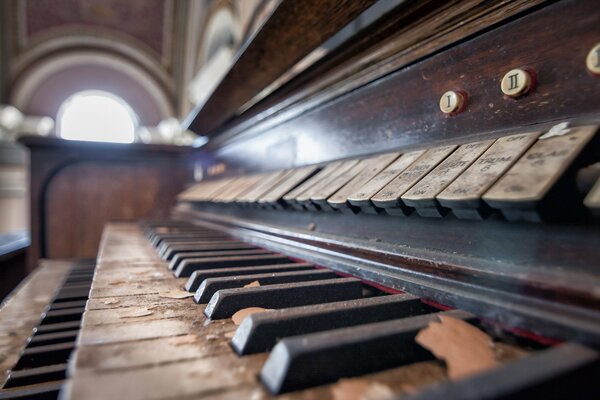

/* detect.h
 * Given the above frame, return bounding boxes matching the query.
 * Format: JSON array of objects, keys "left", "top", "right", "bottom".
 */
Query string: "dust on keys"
[{"left": 57, "top": 222, "right": 563, "bottom": 400}]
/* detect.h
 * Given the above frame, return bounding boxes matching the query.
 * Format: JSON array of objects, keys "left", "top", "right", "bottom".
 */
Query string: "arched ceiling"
[
  {"left": 0, "top": 0, "right": 272, "bottom": 128},
  {"left": 0, "top": 0, "right": 190, "bottom": 125}
]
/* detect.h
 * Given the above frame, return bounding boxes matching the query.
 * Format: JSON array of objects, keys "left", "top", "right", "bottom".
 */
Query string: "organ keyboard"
[{"left": 2, "top": 0, "right": 600, "bottom": 398}]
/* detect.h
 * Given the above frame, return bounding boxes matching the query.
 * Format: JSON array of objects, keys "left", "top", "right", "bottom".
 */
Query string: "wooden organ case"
[{"left": 2, "top": 1, "right": 600, "bottom": 399}]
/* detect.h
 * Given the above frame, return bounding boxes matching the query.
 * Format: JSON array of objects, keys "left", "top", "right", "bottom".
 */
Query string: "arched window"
[{"left": 57, "top": 91, "right": 138, "bottom": 143}]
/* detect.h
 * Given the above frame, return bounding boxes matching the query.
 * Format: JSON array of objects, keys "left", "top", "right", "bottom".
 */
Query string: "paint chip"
[
  {"left": 231, "top": 307, "right": 272, "bottom": 325},
  {"left": 331, "top": 379, "right": 394, "bottom": 400},
  {"left": 169, "top": 334, "right": 198, "bottom": 346},
  {"left": 158, "top": 290, "right": 195, "bottom": 299},
  {"left": 415, "top": 315, "right": 498, "bottom": 379},
  {"left": 118, "top": 308, "right": 154, "bottom": 318}
]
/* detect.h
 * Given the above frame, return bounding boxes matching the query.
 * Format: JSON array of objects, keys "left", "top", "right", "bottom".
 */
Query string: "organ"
[{"left": 1, "top": 0, "right": 599, "bottom": 399}]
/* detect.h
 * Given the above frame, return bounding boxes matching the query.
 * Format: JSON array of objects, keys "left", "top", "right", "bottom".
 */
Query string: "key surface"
[
  {"left": 371, "top": 145, "right": 457, "bottom": 213},
  {"left": 3, "top": 363, "right": 67, "bottom": 388},
  {"left": 225, "top": 174, "right": 268, "bottom": 203},
  {"left": 211, "top": 176, "right": 253, "bottom": 202},
  {"left": 194, "top": 269, "right": 337, "bottom": 303},
  {"left": 168, "top": 245, "right": 261, "bottom": 270},
  {"left": 53, "top": 288, "right": 89, "bottom": 302},
  {"left": 152, "top": 229, "right": 224, "bottom": 239},
  {"left": 283, "top": 162, "right": 343, "bottom": 206},
  {"left": 39, "top": 308, "right": 85, "bottom": 325},
  {"left": 402, "top": 139, "right": 494, "bottom": 216},
  {"left": 152, "top": 233, "right": 228, "bottom": 247},
  {"left": 160, "top": 241, "right": 247, "bottom": 260},
  {"left": 347, "top": 150, "right": 424, "bottom": 209},
  {"left": 175, "top": 254, "right": 291, "bottom": 277},
  {"left": 28, "top": 330, "right": 79, "bottom": 347},
  {"left": 584, "top": 174, "right": 600, "bottom": 216},
  {"left": 185, "top": 262, "right": 314, "bottom": 292},
  {"left": 0, "top": 380, "right": 64, "bottom": 399},
  {"left": 437, "top": 132, "right": 540, "bottom": 218},
  {"left": 33, "top": 321, "right": 81, "bottom": 335},
  {"left": 232, "top": 294, "right": 436, "bottom": 355},
  {"left": 309, "top": 160, "right": 364, "bottom": 208},
  {"left": 259, "top": 165, "right": 320, "bottom": 205},
  {"left": 484, "top": 126, "right": 597, "bottom": 207},
  {"left": 208, "top": 176, "right": 245, "bottom": 202},
  {"left": 406, "top": 343, "right": 599, "bottom": 400},
  {"left": 13, "top": 343, "right": 75, "bottom": 370},
  {"left": 165, "top": 248, "right": 271, "bottom": 269},
  {"left": 236, "top": 171, "right": 289, "bottom": 203},
  {"left": 260, "top": 310, "right": 471, "bottom": 394},
  {"left": 297, "top": 160, "right": 359, "bottom": 208},
  {"left": 204, "top": 278, "right": 364, "bottom": 319},
  {"left": 48, "top": 300, "right": 87, "bottom": 311},
  {"left": 178, "top": 178, "right": 231, "bottom": 202},
  {"left": 327, "top": 153, "right": 400, "bottom": 211},
  {"left": 157, "top": 236, "right": 232, "bottom": 251}
]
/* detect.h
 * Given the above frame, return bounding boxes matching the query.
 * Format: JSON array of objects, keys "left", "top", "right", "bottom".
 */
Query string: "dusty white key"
[
  {"left": 259, "top": 165, "right": 319, "bottom": 207},
  {"left": 584, "top": 175, "right": 600, "bottom": 217},
  {"left": 210, "top": 176, "right": 238, "bottom": 202},
  {"left": 237, "top": 171, "right": 288, "bottom": 203},
  {"left": 371, "top": 145, "right": 457, "bottom": 215},
  {"left": 221, "top": 175, "right": 264, "bottom": 203},
  {"left": 310, "top": 159, "right": 367, "bottom": 210},
  {"left": 206, "top": 178, "right": 237, "bottom": 201},
  {"left": 283, "top": 162, "right": 343, "bottom": 207},
  {"left": 297, "top": 160, "right": 359, "bottom": 209},
  {"left": 437, "top": 132, "right": 540, "bottom": 219},
  {"left": 178, "top": 179, "right": 225, "bottom": 202},
  {"left": 346, "top": 151, "right": 424, "bottom": 213},
  {"left": 327, "top": 153, "right": 400, "bottom": 212},
  {"left": 484, "top": 125, "right": 598, "bottom": 221},
  {"left": 402, "top": 140, "right": 494, "bottom": 217}
]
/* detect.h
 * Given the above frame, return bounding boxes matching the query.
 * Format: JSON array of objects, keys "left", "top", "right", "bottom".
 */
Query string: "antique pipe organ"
[{"left": 1, "top": 0, "right": 599, "bottom": 399}]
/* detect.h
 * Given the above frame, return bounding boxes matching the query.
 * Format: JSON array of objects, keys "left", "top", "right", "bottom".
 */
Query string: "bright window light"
[{"left": 57, "top": 91, "right": 138, "bottom": 143}]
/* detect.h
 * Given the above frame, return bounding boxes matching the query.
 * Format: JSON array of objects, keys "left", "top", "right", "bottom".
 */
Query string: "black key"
[
  {"left": 195, "top": 269, "right": 338, "bottom": 303},
  {"left": 53, "top": 289, "right": 90, "bottom": 302},
  {"left": 175, "top": 254, "right": 291, "bottom": 278},
  {"left": 13, "top": 343, "right": 74, "bottom": 370},
  {"left": 48, "top": 300, "right": 87, "bottom": 311},
  {"left": 0, "top": 380, "right": 63, "bottom": 399},
  {"left": 159, "top": 241, "right": 248, "bottom": 260},
  {"left": 168, "top": 245, "right": 260, "bottom": 270},
  {"left": 33, "top": 321, "right": 81, "bottom": 335},
  {"left": 28, "top": 330, "right": 79, "bottom": 347},
  {"left": 56, "top": 283, "right": 90, "bottom": 291},
  {"left": 39, "top": 308, "right": 85, "bottom": 325},
  {"left": 260, "top": 310, "right": 471, "bottom": 394},
  {"left": 61, "top": 277, "right": 93, "bottom": 285},
  {"left": 150, "top": 230, "right": 226, "bottom": 243},
  {"left": 232, "top": 294, "right": 436, "bottom": 355},
  {"left": 205, "top": 278, "right": 364, "bottom": 319},
  {"left": 406, "top": 343, "right": 600, "bottom": 400},
  {"left": 167, "top": 249, "right": 272, "bottom": 272},
  {"left": 3, "top": 364, "right": 67, "bottom": 388},
  {"left": 153, "top": 234, "right": 230, "bottom": 248},
  {"left": 185, "top": 263, "right": 314, "bottom": 292}
]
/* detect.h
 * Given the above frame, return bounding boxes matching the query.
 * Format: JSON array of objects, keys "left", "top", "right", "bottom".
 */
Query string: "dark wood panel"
[
  {"left": 0, "top": 249, "right": 25, "bottom": 301},
  {"left": 209, "top": 0, "right": 545, "bottom": 146},
  {"left": 45, "top": 161, "right": 177, "bottom": 259},
  {"left": 205, "top": 0, "right": 600, "bottom": 172},
  {"left": 186, "top": 0, "right": 377, "bottom": 135},
  {"left": 20, "top": 136, "right": 193, "bottom": 271}
]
